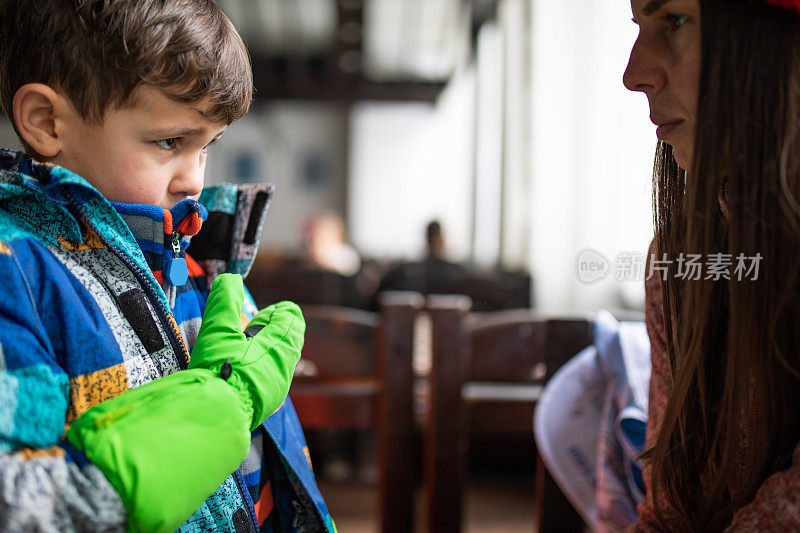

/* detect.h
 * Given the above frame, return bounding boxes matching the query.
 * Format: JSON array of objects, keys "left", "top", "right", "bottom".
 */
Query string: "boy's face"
[{"left": 53, "top": 84, "right": 226, "bottom": 209}]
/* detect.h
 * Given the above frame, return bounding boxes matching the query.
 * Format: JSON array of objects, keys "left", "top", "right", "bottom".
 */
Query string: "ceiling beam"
[
  {"left": 251, "top": 55, "right": 446, "bottom": 103},
  {"left": 249, "top": 0, "right": 447, "bottom": 104}
]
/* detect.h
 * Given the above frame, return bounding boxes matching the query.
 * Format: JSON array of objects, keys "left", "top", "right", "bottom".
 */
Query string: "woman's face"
[{"left": 624, "top": 0, "right": 702, "bottom": 171}]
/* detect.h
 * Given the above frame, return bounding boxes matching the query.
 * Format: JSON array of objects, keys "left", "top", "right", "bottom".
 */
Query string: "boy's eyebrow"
[
  {"left": 642, "top": 0, "right": 674, "bottom": 16},
  {"left": 146, "top": 127, "right": 226, "bottom": 138}
]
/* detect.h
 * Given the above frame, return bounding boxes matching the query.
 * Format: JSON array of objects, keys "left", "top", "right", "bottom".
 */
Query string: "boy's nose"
[
  {"left": 170, "top": 158, "right": 205, "bottom": 199},
  {"left": 623, "top": 37, "right": 665, "bottom": 95}
]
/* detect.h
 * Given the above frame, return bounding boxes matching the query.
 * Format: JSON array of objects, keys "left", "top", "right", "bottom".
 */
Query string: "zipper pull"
[{"left": 165, "top": 232, "right": 189, "bottom": 286}]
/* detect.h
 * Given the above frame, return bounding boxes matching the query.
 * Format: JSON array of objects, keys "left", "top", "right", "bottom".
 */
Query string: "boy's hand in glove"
[
  {"left": 65, "top": 274, "right": 304, "bottom": 532},
  {"left": 189, "top": 273, "right": 304, "bottom": 430}
]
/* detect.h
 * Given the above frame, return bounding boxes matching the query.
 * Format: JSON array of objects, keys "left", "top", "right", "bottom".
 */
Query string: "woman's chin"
[{"left": 671, "top": 145, "right": 694, "bottom": 173}]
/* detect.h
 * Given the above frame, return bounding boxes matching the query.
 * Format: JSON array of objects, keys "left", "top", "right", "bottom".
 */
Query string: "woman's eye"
[
  {"left": 155, "top": 138, "right": 179, "bottom": 150},
  {"left": 664, "top": 14, "right": 688, "bottom": 30}
]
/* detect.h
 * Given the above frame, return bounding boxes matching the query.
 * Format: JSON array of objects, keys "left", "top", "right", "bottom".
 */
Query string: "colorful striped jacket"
[{"left": 0, "top": 147, "right": 334, "bottom": 532}]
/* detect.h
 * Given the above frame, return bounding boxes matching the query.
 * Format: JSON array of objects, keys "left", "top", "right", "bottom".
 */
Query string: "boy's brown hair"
[{"left": 0, "top": 0, "right": 252, "bottom": 138}]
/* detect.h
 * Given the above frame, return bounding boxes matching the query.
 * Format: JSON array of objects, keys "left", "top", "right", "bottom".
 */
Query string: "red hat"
[{"left": 760, "top": 0, "right": 800, "bottom": 12}]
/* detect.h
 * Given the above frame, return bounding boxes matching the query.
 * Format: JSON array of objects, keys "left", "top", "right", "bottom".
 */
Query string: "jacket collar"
[
  {"left": 0, "top": 147, "right": 273, "bottom": 281},
  {"left": 0, "top": 147, "right": 97, "bottom": 244},
  {"left": 111, "top": 200, "right": 208, "bottom": 276}
]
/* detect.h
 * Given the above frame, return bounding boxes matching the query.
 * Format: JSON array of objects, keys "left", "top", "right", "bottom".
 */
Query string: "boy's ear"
[{"left": 12, "top": 83, "right": 71, "bottom": 158}]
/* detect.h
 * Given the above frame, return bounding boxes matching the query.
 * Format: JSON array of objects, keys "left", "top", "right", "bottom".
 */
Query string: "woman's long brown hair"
[{"left": 648, "top": 0, "right": 800, "bottom": 530}]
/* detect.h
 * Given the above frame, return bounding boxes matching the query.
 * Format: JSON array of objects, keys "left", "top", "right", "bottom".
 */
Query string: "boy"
[{"left": 0, "top": 1, "right": 334, "bottom": 531}]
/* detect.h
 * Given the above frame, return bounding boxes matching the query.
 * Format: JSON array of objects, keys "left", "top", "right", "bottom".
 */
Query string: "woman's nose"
[{"left": 623, "top": 36, "right": 665, "bottom": 95}]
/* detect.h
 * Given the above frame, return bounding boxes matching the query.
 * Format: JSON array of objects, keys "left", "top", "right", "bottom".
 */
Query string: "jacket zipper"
[
  {"left": 165, "top": 231, "right": 190, "bottom": 287},
  {"left": 171, "top": 232, "right": 181, "bottom": 257},
  {"left": 233, "top": 468, "right": 260, "bottom": 531},
  {"left": 291, "top": 500, "right": 302, "bottom": 528},
  {"left": 60, "top": 186, "right": 190, "bottom": 370},
  {"left": 264, "top": 432, "right": 329, "bottom": 531}
]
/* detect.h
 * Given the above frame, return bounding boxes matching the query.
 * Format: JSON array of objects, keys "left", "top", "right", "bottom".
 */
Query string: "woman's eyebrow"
[{"left": 643, "top": 0, "right": 674, "bottom": 16}]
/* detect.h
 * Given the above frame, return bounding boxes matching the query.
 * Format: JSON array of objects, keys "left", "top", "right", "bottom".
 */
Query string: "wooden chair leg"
[{"left": 534, "top": 453, "right": 584, "bottom": 533}]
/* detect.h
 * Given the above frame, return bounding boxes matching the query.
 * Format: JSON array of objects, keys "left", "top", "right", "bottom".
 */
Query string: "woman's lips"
[{"left": 656, "top": 120, "right": 683, "bottom": 140}]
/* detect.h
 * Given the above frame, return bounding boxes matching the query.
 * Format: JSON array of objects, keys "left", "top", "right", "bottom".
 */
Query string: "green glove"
[
  {"left": 189, "top": 273, "right": 304, "bottom": 430},
  {"left": 66, "top": 368, "right": 251, "bottom": 533},
  {"left": 65, "top": 275, "right": 304, "bottom": 532}
]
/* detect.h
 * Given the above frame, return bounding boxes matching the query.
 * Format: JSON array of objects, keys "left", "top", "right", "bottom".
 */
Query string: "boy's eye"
[
  {"left": 663, "top": 14, "right": 688, "bottom": 30},
  {"left": 155, "top": 138, "right": 179, "bottom": 150}
]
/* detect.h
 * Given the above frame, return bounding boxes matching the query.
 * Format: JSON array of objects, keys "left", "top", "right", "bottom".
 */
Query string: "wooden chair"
[
  {"left": 247, "top": 262, "right": 370, "bottom": 309},
  {"left": 379, "top": 260, "right": 533, "bottom": 311},
  {"left": 424, "top": 295, "right": 592, "bottom": 532},
  {"left": 290, "top": 291, "right": 423, "bottom": 533}
]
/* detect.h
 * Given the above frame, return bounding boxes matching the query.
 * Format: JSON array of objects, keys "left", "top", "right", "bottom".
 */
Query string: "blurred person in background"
[
  {"left": 425, "top": 219, "right": 447, "bottom": 260},
  {"left": 378, "top": 219, "right": 466, "bottom": 296},
  {"left": 301, "top": 212, "right": 361, "bottom": 276}
]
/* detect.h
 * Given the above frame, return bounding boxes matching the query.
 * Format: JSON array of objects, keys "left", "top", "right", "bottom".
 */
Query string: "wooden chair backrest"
[
  {"left": 467, "top": 310, "right": 593, "bottom": 382},
  {"left": 381, "top": 263, "right": 531, "bottom": 311},
  {"left": 246, "top": 263, "right": 370, "bottom": 309},
  {"left": 424, "top": 295, "right": 593, "bottom": 532},
  {"left": 299, "top": 305, "right": 379, "bottom": 380}
]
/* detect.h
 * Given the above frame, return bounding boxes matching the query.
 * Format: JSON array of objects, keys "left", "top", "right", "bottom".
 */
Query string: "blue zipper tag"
[{"left": 165, "top": 256, "right": 189, "bottom": 286}]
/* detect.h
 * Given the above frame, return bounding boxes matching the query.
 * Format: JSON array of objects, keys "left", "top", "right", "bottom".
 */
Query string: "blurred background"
[
  {"left": 0, "top": 0, "right": 656, "bottom": 530},
  {"left": 0, "top": 0, "right": 656, "bottom": 314}
]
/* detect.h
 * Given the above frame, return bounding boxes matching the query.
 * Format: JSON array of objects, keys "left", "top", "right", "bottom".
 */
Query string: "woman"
[{"left": 624, "top": 0, "right": 800, "bottom": 529}]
